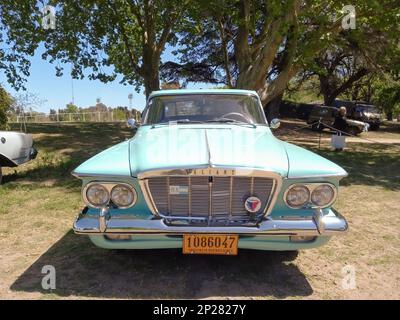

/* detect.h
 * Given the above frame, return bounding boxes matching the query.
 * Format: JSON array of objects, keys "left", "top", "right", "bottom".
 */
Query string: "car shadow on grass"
[{"left": 11, "top": 230, "right": 313, "bottom": 299}]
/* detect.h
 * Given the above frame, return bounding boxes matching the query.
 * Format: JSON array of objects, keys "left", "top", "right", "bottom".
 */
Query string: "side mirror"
[
  {"left": 127, "top": 118, "right": 139, "bottom": 129},
  {"left": 270, "top": 118, "right": 281, "bottom": 129}
]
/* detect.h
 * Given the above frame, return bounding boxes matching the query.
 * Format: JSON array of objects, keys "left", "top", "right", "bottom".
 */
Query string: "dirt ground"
[{"left": 0, "top": 120, "right": 399, "bottom": 299}]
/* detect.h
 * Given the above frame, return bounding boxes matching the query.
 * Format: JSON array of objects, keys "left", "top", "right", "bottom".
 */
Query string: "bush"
[{"left": 0, "top": 86, "right": 13, "bottom": 130}]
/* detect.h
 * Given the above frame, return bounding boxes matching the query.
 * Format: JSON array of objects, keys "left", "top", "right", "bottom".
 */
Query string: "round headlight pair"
[
  {"left": 285, "top": 184, "right": 335, "bottom": 208},
  {"left": 84, "top": 183, "right": 136, "bottom": 208}
]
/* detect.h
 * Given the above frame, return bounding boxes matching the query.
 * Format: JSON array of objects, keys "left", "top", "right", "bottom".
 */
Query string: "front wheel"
[{"left": 369, "top": 123, "right": 380, "bottom": 131}]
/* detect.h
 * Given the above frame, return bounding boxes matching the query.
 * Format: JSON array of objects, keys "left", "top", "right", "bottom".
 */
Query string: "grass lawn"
[{"left": 0, "top": 120, "right": 399, "bottom": 299}]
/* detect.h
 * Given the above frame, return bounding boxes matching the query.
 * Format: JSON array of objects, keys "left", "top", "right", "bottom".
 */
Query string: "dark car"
[
  {"left": 279, "top": 100, "right": 317, "bottom": 120},
  {"left": 307, "top": 105, "right": 366, "bottom": 136},
  {"left": 333, "top": 100, "right": 382, "bottom": 130}
]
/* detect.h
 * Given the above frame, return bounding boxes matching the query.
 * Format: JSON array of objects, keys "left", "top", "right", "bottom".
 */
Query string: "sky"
[{"left": 0, "top": 44, "right": 211, "bottom": 113}]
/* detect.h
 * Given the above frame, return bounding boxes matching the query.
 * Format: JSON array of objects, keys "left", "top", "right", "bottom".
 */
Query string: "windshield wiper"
[
  {"left": 206, "top": 118, "right": 256, "bottom": 128},
  {"left": 151, "top": 119, "right": 206, "bottom": 128},
  {"left": 175, "top": 119, "right": 206, "bottom": 124}
]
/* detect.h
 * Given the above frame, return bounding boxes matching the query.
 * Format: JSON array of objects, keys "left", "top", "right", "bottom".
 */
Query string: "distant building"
[{"left": 161, "top": 82, "right": 181, "bottom": 90}]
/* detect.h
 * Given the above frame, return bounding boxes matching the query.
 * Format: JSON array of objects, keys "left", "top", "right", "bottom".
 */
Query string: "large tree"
[
  {"left": 0, "top": 0, "right": 186, "bottom": 97},
  {"left": 300, "top": 21, "right": 400, "bottom": 105},
  {"left": 164, "top": 0, "right": 400, "bottom": 108}
]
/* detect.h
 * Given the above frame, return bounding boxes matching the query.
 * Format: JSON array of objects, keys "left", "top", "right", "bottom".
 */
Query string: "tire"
[{"left": 370, "top": 124, "right": 380, "bottom": 131}]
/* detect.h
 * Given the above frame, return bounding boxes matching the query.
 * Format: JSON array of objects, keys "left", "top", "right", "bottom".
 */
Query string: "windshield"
[
  {"left": 357, "top": 104, "right": 379, "bottom": 113},
  {"left": 143, "top": 94, "right": 266, "bottom": 125}
]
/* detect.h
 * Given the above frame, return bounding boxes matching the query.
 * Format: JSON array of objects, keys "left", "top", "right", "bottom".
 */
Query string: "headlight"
[
  {"left": 85, "top": 183, "right": 110, "bottom": 207},
  {"left": 311, "top": 184, "right": 335, "bottom": 207},
  {"left": 110, "top": 184, "right": 136, "bottom": 208},
  {"left": 285, "top": 185, "right": 310, "bottom": 208}
]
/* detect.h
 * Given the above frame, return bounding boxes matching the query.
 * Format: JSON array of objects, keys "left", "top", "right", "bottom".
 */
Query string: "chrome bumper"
[{"left": 73, "top": 208, "right": 348, "bottom": 236}]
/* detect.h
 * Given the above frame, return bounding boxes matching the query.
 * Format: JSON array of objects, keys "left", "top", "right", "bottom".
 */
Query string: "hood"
[
  {"left": 73, "top": 140, "right": 132, "bottom": 177},
  {"left": 129, "top": 124, "right": 289, "bottom": 177},
  {"left": 73, "top": 124, "right": 347, "bottom": 180}
]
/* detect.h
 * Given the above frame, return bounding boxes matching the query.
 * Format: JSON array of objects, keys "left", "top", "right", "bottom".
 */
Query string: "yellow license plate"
[{"left": 183, "top": 234, "right": 238, "bottom": 255}]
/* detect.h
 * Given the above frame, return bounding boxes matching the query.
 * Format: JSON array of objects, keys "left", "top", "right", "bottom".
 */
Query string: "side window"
[{"left": 141, "top": 107, "right": 149, "bottom": 123}]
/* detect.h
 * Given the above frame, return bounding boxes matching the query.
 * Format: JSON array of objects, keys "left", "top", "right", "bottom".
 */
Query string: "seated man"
[{"left": 333, "top": 106, "right": 348, "bottom": 134}]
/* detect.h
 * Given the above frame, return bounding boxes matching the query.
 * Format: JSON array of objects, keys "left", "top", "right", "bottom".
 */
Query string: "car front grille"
[{"left": 145, "top": 175, "right": 275, "bottom": 226}]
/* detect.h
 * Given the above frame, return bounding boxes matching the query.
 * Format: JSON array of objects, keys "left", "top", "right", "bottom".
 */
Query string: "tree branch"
[
  {"left": 108, "top": 1, "right": 143, "bottom": 76},
  {"left": 328, "top": 67, "right": 369, "bottom": 102},
  {"left": 234, "top": 0, "right": 251, "bottom": 69}
]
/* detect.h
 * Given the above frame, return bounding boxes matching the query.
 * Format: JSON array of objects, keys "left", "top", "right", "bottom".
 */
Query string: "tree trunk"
[
  {"left": 320, "top": 68, "right": 369, "bottom": 106},
  {"left": 319, "top": 75, "right": 332, "bottom": 105},
  {"left": 265, "top": 93, "right": 283, "bottom": 121},
  {"left": 142, "top": 45, "right": 161, "bottom": 98},
  {"left": 258, "top": 65, "right": 299, "bottom": 106},
  {"left": 143, "top": 68, "right": 160, "bottom": 98},
  {"left": 325, "top": 93, "right": 336, "bottom": 106}
]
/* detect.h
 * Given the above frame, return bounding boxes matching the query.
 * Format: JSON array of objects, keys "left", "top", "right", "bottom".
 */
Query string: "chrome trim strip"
[
  {"left": 264, "top": 179, "right": 276, "bottom": 215},
  {"left": 167, "top": 176, "right": 171, "bottom": 214},
  {"left": 188, "top": 176, "right": 192, "bottom": 219},
  {"left": 313, "top": 208, "right": 325, "bottom": 234},
  {"left": 287, "top": 173, "right": 348, "bottom": 179},
  {"left": 229, "top": 176, "right": 233, "bottom": 222},
  {"left": 205, "top": 130, "right": 212, "bottom": 166},
  {"left": 73, "top": 208, "right": 348, "bottom": 236},
  {"left": 208, "top": 178, "right": 212, "bottom": 225},
  {"left": 137, "top": 166, "right": 279, "bottom": 179},
  {"left": 157, "top": 212, "right": 208, "bottom": 221},
  {"left": 72, "top": 171, "right": 131, "bottom": 179},
  {"left": 99, "top": 207, "right": 110, "bottom": 232},
  {"left": 139, "top": 179, "right": 159, "bottom": 217}
]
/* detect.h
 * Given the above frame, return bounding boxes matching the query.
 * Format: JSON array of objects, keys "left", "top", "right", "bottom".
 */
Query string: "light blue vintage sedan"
[{"left": 72, "top": 89, "right": 348, "bottom": 254}]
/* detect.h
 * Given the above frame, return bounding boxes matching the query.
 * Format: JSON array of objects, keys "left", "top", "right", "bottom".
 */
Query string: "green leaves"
[
  {"left": 0, "top": 85, "right": 13, "bottom": 129},
  {"left": 0, "top": 0, "right": 187, "bottom": 96},
  {"left": 0, "top": 0, "right": 398, "bottom": 102}
]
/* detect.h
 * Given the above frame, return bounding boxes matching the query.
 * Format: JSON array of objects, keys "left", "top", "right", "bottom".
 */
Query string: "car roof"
[
  {"left": 148, "top": 89, "right": 259, "bottom": 99},
  {"left": 315, "top": 105, "right": 336, "bottom": 110}
]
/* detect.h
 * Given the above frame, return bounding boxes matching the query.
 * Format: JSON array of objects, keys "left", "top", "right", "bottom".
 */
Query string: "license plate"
[{"left": 183, "top": 234, "right": 238, "bottom": 255}]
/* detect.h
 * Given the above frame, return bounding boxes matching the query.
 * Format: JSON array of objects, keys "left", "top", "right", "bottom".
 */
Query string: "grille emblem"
[
  {"left": 244, "top": 196, "right": 262, "bottom": 213},
  {"left": 169, "top": 185, "right": 189, "bottom": 195}
]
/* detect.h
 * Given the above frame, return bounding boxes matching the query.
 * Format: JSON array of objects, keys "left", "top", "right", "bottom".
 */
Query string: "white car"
[{"left": 0, "top": 131, "right": 37, "bottom": 183}]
